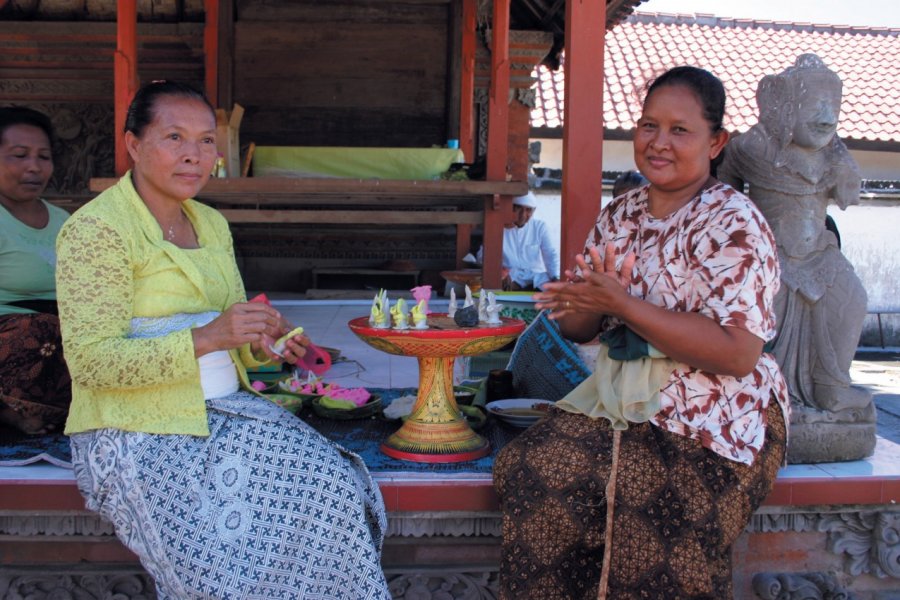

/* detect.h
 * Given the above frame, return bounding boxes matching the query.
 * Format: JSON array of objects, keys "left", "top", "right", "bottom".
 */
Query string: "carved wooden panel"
[
  {"left": 0, "top": 22, "right": 204, "bottom": 193},
  {"left": 233, "top": 2, "right": 452, "bottom": 148}
]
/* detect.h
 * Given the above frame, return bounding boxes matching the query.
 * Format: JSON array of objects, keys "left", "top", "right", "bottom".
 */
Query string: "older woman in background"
[{"left": 0, "top": 106, "right": 71, "bottom": 435}]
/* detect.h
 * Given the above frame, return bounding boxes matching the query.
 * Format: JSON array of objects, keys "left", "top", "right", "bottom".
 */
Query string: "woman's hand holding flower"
[{"left": 192, "top": 302, "right": 307, "bottom": 362}]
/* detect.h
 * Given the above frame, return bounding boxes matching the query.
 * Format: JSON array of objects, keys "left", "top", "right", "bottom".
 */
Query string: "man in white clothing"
[{"left": 477, "top": 192, "right": 559, "bottom": 291}]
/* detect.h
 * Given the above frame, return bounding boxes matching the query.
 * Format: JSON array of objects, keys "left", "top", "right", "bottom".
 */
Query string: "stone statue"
[{"left": 719, "top": 53, "right": 875, "bottom": 463}]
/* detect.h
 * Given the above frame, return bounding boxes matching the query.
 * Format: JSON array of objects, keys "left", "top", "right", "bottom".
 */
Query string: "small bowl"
[
  {"left": 312, "top": 394, "right": 383, "bottom": 420},
  {"left": 486, "top": 399, "right": 554, "bottom": 428},
  {"left": 265, "top": 392, "right": 309, "bottom": 414},
  {"left": 454, "top": 389, "right": 477, "bottom": 406}
]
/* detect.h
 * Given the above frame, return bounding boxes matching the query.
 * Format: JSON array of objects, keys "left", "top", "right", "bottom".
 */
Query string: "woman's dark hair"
[
  {"left": 0, "top": 106, "right": 55, "bottom": 146},
  {"left": 125, "top": 80, "right": 214, "bottom": 137},
  {"left": 646, "top": 66, "right": 726, "bottom": 133},
  {"left": 612, "top": 170, "right": 648, "bottom": 198}
]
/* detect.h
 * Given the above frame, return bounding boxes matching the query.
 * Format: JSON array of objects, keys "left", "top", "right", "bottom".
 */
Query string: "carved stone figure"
[{"left": 719, "top": 53, "right": 875, "bottom": 463}]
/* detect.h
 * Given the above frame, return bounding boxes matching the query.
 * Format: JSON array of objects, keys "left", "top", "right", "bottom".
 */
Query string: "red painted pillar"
[
  {"left": 459, "top": 0, "right": 477, "bottom": 162},
  {"left": 204, "top": 0, "right": 219, "bottom": 108},
  {"left": 560, "top": 0, "right": 606, "bottom": 271},
  {"left": 482, "top": 0, "right": 511, "bottom": 290},
  {"left": 455, "top": 0, "right": 478, "bottom": 268},
  {"left": 114, "top": 0, "right": 139, "bottom": 176}
]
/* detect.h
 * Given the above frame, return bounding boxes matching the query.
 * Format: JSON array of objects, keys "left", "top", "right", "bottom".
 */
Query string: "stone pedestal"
[{"left": 788, "top": 403, "right": 878, "bottom": 463}]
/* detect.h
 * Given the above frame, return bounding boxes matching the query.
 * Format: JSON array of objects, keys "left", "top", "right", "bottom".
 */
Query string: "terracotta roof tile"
[{"left": 532, "top": 13, "right": 900, "bottom": 143}]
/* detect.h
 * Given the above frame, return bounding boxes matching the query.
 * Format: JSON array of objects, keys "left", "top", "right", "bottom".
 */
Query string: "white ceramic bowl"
[{"left": 486, "top": 399, "right": 554, "bottom": 427}]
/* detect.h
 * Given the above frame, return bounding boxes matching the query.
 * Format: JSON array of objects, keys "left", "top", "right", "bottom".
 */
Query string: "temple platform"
[{"left": 1, "top": 298, "right": 898, "bottom": 599}]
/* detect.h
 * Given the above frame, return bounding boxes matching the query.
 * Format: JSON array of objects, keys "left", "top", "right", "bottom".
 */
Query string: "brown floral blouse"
[{"left": 587, "top": 182, "right": 789, "bottom": 465}]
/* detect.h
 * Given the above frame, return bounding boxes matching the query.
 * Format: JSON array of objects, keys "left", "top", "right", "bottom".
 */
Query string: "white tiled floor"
[
  {"left": 274, "top": 298, "right": 452, "bottom": 390},
  {"left": 273, "top": 298, "right": 900, "bottom": 481},
  {"left": 2, "top": 298, "right": 898, "bottom": 483}
]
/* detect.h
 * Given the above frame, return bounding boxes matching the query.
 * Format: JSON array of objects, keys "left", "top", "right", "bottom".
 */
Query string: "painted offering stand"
[{"left": 348, "top": 314, "right": 525, "bottom": 462}]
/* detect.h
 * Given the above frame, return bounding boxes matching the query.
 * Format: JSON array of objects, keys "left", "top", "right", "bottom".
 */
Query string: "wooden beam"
[
  {"left": 560, "top": 0, "right": 606, "bottom": 272},
  {"left": 114, "top": 0, "right": 138, "bottom": 176},
  {"left": 204, "top": 0, "right": 219, "bottom": 108},
  {"left": 217, "top": 210, "right": 482, "bottom": 225},
  {"left": 482, "top": 0, "right": 511, "bottom": 290},
  {"left": 89, "top": 177, "right": 527, "bottom": 198}
]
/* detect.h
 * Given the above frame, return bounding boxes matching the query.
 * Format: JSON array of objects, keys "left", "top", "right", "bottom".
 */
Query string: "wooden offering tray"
[{"left": 348, "top": 314, "right": 525, "bottom": 462}]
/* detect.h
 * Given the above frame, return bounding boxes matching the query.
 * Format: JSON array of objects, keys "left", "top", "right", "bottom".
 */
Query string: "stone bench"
[{"left": 2, "top": 437, "right": 899, "bottom": 599}]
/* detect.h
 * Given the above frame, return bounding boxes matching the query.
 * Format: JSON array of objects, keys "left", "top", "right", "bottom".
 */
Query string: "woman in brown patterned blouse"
[{"left": 494, "top": 66, "right": 789, "bottom": 599}]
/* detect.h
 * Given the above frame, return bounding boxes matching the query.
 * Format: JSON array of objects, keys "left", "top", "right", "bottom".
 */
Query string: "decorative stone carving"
[
  {"left": 387, "top": 571, "right": 498, "bottom": 599},
  {"left": 0, "top": 572, "right": 156, "bottom": 600},
  {"left": 387, "top": 514, "right": 502, "bottom": 537},
  {"left": 751, "top": 511, "right": 820, "bottom": 533},
  {"left": 820, "top": 511, "right": 900, "bottom": 578},
  {"left": 750, "top": 509, "right": 900, "bottom": 580},
  {"left": 751, "top": 572, "right": 850, "bottom": 599},
  {"left": 514, "top": 87, "right": 536, "bottom": 108},
  {"left": 718, "top": 53, "right": 875, "bottom": 463}
]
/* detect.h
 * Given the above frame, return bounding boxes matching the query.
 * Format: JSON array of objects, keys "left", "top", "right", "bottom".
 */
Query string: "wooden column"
[
  {"left": 216, "top": 0, "right": 235, "bottom": 109},
  {"left": 204, "top": 0, "right": 219, "bottom": 108},
  {"left": 114, "top": 0, "right": 138, "bottom": 176},
  {"left": 454, "top": 0, "right": 478, "bottom": 268},
  {"left": 560, "top": 0, "right": 606, "bottom": 271},
  {"left": 482, "top": 0, "right": 511, "bottom": 290},
  {"left": 459, "top": 0, "right": 477, "bottom": 161}
]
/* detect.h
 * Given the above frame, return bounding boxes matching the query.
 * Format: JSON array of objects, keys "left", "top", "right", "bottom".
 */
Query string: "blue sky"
[{"left": 637, "top": 0, "right": 900, "bottom": 28}]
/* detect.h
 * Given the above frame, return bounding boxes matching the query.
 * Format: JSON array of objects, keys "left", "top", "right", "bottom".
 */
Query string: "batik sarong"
[
  {"left": 494, "top": 402, "right": 786, "bottom": 599},
  {"left": 69, "top": 314, "right": 390, "bottom": 599},
  {"left": 0, "top": 312, "right": 71, "bottom": 433}
]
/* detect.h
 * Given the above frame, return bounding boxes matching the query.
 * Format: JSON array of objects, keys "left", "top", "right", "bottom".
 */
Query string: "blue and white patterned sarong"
[{"left": 69, "top": 314, "right": 390, "bottom": 599}]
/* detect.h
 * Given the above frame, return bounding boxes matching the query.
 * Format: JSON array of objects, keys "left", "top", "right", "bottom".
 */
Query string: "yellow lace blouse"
[{"left": 57, "top": 173, "right": 266, "bottom": 436}]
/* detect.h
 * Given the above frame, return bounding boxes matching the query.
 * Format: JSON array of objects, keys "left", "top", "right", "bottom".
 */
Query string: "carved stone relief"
[
  {"left": 387, "top": 571, "right": 499, "bottom": 600},
  {"left": 751, "top": 572, "right": 851, "bottom": 599},
  {"left": 820, "top": 511, "right": 900, "bottom": 579},
  {"left": 0, "top": 572, "right": 156, "bottom": 600},
  {"left": 751, "top": 509, "right": 900, "bottom": 580}
]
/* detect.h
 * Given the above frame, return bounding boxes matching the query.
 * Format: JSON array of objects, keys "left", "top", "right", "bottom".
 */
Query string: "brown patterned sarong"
[
  {"left": 494, "top": 402, "right": 786, "bottom": 599},
  {"left": 0, "top": 313, "right": 71, "bottom": 434}
]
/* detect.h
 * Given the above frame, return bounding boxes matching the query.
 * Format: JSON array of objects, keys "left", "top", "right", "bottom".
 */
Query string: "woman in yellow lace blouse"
[{"left": 56, "top": 81, "right": 390, "bottom": 599}]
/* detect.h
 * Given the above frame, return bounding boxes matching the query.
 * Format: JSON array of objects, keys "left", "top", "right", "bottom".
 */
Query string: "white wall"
[
  {"left": 535, "top": 138, "right": 900, "bottom": 183},
  {"left": 531, "top": 136, "right": 900, "bottom": 345}
]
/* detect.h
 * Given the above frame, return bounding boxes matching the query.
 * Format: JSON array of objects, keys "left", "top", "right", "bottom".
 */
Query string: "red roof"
[{"left": 532, "top": 12, "right": 900, "bottom": 143}]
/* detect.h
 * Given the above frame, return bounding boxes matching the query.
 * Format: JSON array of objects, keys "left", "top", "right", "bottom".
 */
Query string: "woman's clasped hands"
[
  {"left": 191, "top": 302, "right": 310, "bottom": 363},
  {"left": 533, "top": 244, "right": 636, "bottom": 319}
]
